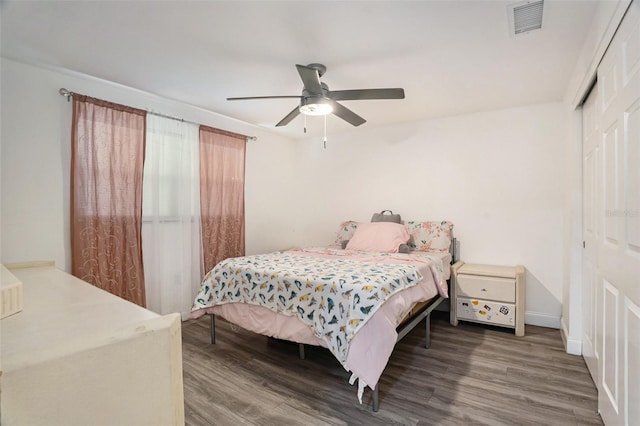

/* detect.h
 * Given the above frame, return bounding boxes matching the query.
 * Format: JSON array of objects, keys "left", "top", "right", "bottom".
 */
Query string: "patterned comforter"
[{"left": 192, "top": 247, "right": 446, "bottom": 366}]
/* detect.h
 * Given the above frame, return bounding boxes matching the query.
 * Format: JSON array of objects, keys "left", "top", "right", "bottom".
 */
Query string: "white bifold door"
[{"left": 582, "top": 1, "right": 640, "bottom": 425}]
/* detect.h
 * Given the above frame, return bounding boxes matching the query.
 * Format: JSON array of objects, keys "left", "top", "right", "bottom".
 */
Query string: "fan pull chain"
[
  {"left": 323, "top": 115, "right": 327, "bottom": 149},
  {"left": 304, "top": 114, "right": 307, "bottom": 133}
]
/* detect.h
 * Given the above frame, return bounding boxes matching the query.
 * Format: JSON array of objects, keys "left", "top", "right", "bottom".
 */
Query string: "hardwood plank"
[{"left": 182, "top": 312, "right": 602, "bottom": 425}]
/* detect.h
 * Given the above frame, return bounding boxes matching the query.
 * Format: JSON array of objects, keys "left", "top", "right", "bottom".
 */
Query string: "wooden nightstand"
[{"left": 450, "top": 262, "right": 525, "bottom": 336}]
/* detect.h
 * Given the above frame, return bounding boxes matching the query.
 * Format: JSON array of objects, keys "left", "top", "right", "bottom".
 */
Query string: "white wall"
[
  {"left": 291, "top": 102, "right": 567, "bottom": 327},
  {"left": 0, "top": 58, "right": 298, "bottom": 271}
]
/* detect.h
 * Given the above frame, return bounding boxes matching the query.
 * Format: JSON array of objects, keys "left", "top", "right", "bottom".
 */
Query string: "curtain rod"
[{"left": 58, "top": 88, "right": 257, "bottom": 141}]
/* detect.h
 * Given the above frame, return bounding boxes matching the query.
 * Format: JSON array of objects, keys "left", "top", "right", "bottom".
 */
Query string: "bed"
[{"left": 191, "top": 215, "right": 458, "bottom": 411}]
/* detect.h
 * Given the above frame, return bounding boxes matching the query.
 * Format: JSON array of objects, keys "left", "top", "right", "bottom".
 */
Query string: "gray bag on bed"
[{"left": 371, "top": 210, "right": 402, "bottom": 223}]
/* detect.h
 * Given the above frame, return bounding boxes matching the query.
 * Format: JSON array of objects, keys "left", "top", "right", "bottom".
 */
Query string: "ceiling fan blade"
[
  {"left": 227, "top": 95, "right": 301, "bottom": 101},
  {"left": 275, "top": 106, "right": 301, "bottom": 127},
  {"left": 330, "top": 101, "right": 366, "bottom": 127},
  {"left": 328, "top": 88, "right": 405, "bottom": 101},
  {"left": 296, "top": 64, "right": 323, "bottom": 95}
]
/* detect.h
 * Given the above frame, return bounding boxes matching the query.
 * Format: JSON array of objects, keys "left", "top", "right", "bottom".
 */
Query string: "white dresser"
[
  {"left": 0, "top": 262, "right": 185, "bottom": 425},
  {"left": 450, "top": 262, "right": 525, "bottom": 336}
]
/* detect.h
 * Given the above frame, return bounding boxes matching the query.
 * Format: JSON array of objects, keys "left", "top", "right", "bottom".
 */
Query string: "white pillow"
[{"left": 346, "top": 222, "right": 410, "bottom": 253}]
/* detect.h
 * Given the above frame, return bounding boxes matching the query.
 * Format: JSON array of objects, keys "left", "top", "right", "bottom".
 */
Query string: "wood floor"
[{"left": 181, "top": 312, "right": 602, "bottom": 426}]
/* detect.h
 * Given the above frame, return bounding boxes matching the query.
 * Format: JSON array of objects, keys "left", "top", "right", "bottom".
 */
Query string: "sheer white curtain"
[{"left": 142, "top": 114, "right": 203, "bottom": 319}]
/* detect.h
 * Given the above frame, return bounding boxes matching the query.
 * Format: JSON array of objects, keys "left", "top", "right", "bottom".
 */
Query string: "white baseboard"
[
  {"left": 564, "top": 336, "right": 582, "bottom": 355},
  {"left": 560, "top": 316, "right": 583, "bottom": 356},
  {"left": 525, "top": 311, "right": 561, "bottom": 329}
]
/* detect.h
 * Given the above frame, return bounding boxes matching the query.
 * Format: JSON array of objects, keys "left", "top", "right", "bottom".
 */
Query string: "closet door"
[
  {"left": 595, "top": 1, "right": 640, "bottom": 424},
  {"left": 582, "top": 82, "right": 600, "bottom": 386}
]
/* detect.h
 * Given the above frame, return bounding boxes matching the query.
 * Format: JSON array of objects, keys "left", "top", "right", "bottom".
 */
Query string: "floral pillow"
[
  {"left": 406, "top": 221, "right": 454, "bottom": 252},
  {"left": 333, "top": 220, "right": 360, "bottom": 248}
]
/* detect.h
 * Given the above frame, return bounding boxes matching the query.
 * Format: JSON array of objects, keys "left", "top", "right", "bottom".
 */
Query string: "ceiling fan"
[{"left": 227, "top": 63, "right": 405, "bottom": 127}]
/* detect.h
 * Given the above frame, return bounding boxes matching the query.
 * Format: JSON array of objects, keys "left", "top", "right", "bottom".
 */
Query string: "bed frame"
[{"left": 208, "top": 236, "right": 459, "bottom": 412}]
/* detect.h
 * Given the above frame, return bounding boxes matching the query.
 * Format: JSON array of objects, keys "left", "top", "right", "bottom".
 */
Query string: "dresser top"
[
  {"left": 1, "top": 265, "right": 159, "bottom": 370},
  {"left": 458, "top": 263, "right": 517, "bottom": 279}
]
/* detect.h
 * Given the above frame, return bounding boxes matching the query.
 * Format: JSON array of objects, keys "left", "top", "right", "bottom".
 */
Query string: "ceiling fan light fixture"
[
  {"left": 299, "top": 96, "right": 333, "bottom": 116},
  {"left": 228, "top": 63, "right": 402, "bottom": 128}
]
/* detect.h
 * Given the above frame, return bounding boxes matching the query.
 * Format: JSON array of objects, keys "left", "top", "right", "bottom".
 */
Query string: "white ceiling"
[{"left": 1, "top": 0, "right": 598, "bottom": 139}]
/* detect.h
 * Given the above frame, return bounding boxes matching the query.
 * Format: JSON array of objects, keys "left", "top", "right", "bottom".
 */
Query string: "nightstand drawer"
[
  {"left": 457, "top": 274, "right": 515, "bottom": 303},
  {"left": 457, "top": 298, "right": 516, "bottom": 326}
]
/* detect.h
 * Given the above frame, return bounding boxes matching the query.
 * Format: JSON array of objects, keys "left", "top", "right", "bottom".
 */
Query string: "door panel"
[
  {"left": 626, "top": 300, "right": 640, "bottom": 424},
  {"left": 602, "top": 280, "right": 619, "bottom": 413},
  {"left": 621, "top": 20, "right": 640, "bottom": 85},
  {"left": 593, "top": 2, "right": 640, "bottom": 425},
  {"left": 602, "top": 124, "right": 620, "bottom": 244},
  {"left": 625, "top": 102, "right": 640, "bottom": 254},
  {"left": 583, "top": 82, "right": 599, "bottom": 381},
  {"left": 600, "top": 59, "right": 618, "bottom": 114}
]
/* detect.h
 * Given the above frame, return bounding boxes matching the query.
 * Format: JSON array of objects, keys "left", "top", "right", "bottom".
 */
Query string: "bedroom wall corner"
[
  {"left": 244, "top": 134, "right": 299, "bottom": 255},
  {"left": 1, "top": 58, "right": 68, "bottom": 270},
  {"left": 560, "top": 104, "right": 584, "bottom": 355}
]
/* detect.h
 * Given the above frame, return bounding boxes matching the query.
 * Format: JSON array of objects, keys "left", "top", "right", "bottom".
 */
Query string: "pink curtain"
[
  {"left": 199, "top": 126, "right": 246, "bottom": 273},
  {"left": 71, "top": 95, "right": 147, "bottom": 307}
]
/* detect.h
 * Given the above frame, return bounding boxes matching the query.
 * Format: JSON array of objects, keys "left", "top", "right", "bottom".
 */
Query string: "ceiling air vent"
[{"left": 508, "top": 0, "right": 544, "bottom": 36}]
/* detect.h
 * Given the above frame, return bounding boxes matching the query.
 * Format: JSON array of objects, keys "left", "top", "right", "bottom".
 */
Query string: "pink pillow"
[{"left": 346, "top": 222, "right": 410, "bottom": 253}]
